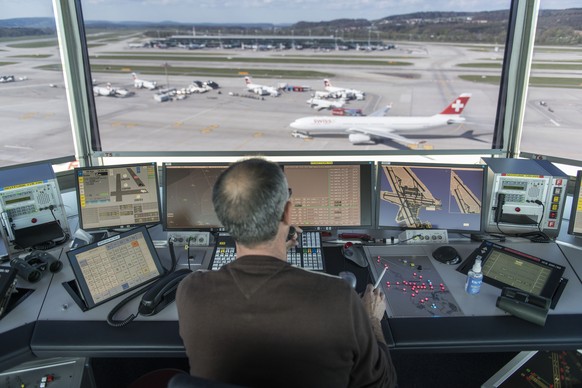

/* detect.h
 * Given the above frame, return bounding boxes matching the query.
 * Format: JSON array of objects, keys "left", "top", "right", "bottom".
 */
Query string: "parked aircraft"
[
  {"left": 290, "top": 94, "right": 471, "bottom": 146},
  {"left": 93, "top": 83, "right": 131, "bottom": 97},
  {"left": 132, "top": 73, "right": 158, "bottom": 90},
  {"left": 188, "top": 43, "right": 206, "bottom": 50},
  {"left": 306, "top": 97, "right": 345, "bottom": 111},
  {"left": 0, "top": 75, "right": 15, "bottom": 83},
  {"left": 189, "top": 80, "right": 211, "bottom": 93},
  {"left": 93, "top": 84, "right": 115, "bottom": 97},
  {"left": 313, "top": 90, "right": 332, "bottom": 99},
  {"left": 323, "top": 79, "right": 365, "bottom": 100},
  {"left": 244, "top": 76, "right": 280, "bottom": 97},
  {"left": 332, "top": 108, "right": 365, "bottom": 116}
]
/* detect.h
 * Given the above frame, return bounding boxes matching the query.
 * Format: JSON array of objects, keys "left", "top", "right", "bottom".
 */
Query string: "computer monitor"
[
  {"left": 162, "top": 163, "right": 229, "bottom": 231},
  {"left": 376, "top": 162, "right": 487, "bottom": 233},
  {"left": 75, "top": 163, "right": 162, "bottom": 231},
  {"left": 281, "top": 161, "right": 374, "bottom": 230},
  {"left": 568, "top": 170, "right": 582, "bottom": 237},
  {"left": 0, "top": 162, "right": 70, "bottom": 254}
]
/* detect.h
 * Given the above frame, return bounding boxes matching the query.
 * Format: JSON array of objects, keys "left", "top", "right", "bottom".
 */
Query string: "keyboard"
[{"left": 210, "top": 231, "right": 324, "bottom": 271}]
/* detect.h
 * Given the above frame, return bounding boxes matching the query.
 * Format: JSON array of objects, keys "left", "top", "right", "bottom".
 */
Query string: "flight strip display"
[{"left": 283, "top": 163, "right": 373, "bottom": 228}]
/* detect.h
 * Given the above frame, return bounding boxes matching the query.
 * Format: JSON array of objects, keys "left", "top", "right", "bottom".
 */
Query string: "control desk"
[{"left": 2, "top": 224, "right": 582, "bottom": 373}]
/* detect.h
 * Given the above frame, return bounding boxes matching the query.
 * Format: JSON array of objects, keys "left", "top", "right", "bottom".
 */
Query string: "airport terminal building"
[{"left": 153, "top": 34, "right": 390, "bottom": 50}]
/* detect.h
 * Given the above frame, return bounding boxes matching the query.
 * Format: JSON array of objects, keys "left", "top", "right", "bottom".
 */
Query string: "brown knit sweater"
[{"left": 176, "top": 255, "right": 397, "bottom": 388}]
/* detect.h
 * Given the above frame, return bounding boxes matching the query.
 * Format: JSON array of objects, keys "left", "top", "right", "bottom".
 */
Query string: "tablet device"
[
  {"left": 458, "top": 240, "right": 567, "bottom": 307},
  {"left": 67, "top": 226, "right": 164, "bottom": 309}
]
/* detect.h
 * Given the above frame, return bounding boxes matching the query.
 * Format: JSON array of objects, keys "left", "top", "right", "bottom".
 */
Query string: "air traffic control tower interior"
[{"left": 2, "top": 0, "right": 582, "bottom": 386}]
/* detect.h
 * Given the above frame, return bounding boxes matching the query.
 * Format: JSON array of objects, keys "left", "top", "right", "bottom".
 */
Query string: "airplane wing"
[
  {"left": 347, "top": 126, "right": 417, "bottom": 145},
  {"left": 368, "top": 104, "right": 392, "bottom": 117}
]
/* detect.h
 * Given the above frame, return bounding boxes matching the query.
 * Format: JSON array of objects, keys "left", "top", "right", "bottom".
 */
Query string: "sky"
[{"left": 2, "top": 0, "right": 580, "bottom": 24}]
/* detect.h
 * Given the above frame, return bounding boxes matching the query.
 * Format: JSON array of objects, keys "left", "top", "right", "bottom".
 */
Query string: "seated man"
[{"left": 176, "top": 158, "right": 397, "bottom": 387}]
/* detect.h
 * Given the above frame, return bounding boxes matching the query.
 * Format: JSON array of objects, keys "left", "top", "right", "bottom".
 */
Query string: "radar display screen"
[{"left": 162, "top": 163, "right": 228, "bottom": 231}]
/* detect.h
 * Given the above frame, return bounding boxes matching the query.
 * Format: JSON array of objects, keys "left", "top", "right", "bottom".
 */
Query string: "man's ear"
[{"left": 281, "top": 200, "right": 292, "bottom": 224}]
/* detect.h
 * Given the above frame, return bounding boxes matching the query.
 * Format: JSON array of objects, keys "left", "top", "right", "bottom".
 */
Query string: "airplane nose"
[{"left": 290, "top": 120, "right": 300, "bottom": 129}]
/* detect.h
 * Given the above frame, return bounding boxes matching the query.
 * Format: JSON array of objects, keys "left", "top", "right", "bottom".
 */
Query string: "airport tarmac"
[{"left": 1, "top": 35, "right": 581, "bottom": 166}]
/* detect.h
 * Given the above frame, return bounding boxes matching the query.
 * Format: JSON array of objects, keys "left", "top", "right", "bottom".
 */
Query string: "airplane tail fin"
[
  {"left": 369, "top": 104, "right": 392, "bottom": 117},
  {"left": 323, "top": 79, "right": 332, "bottom": 88},
  {"left": 439, "top": 93, "right": 471, "bottom": 115},
  {"left": 244, "top": 76, "right": 251, "bottom": 85},
  {"left": 131, "top": 72, "right": 137, "bottom": 80}
]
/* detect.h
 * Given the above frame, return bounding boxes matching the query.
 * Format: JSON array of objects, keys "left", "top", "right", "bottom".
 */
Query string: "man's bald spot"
[{"left": 220, "top": 164, "right": 256, "bottom": 214}]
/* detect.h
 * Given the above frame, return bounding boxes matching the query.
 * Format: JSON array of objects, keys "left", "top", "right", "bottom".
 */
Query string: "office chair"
[
  {"left": 167, "top": 372, "right": 247, "bottom": 388},
  {"left": 128, "top": 368, "right": 185, "bottom": 388}
]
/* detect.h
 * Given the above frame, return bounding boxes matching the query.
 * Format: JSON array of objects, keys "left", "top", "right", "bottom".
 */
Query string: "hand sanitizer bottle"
[{"left": 465, "top": 258, "right": 483, "bottom": 295}]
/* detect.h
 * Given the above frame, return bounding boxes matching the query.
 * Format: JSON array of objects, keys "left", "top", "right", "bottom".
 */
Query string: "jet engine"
[
  {"left": 291, "top": 131, "right": 312, "bottom": 139},
  {"left": 348, "top": 133, "right": 375, "bottom": 144}
]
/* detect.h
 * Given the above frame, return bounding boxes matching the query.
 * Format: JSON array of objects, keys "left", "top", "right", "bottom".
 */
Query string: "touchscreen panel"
[
  {"left": 67, "top": 226, "right": 164, "bottom": 309},
  {"left": 458, "top": 241, "right": 566, "bottom": 303}
]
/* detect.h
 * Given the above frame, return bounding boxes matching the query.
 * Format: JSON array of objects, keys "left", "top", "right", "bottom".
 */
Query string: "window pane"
[
  {"left": 520, "top": 1, "right": 582, "bottom": 164},
  {"left": 0, "top": 2, "right": 75, "bottom": 167},
  {"left": 80, "top": 1, "right": 510, "bottom": 154}
]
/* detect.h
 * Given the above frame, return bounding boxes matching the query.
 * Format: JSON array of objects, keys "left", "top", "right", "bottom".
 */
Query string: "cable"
[
  {"left": 106, "top": 286, "right": 151, "bottom": 327},
  {"left": 167, "top": 238, "right": 178, "bottom": 274},
  {"left": 186, "top": 236, "right": 194, "bottom": 271},
  {"left": 398, "top": 233, "right": 422, "bottom": 244}
]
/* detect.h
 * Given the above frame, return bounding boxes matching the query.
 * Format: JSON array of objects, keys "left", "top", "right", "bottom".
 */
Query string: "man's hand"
[
  {"left": 361, "top": 284, "right": 387, "bottom": 343},
  {"left": 285, "top": 225, "right": 302, "bottom": 250},
  {"left": 362, "top": 284, "right": 386, "bottom": 321}
]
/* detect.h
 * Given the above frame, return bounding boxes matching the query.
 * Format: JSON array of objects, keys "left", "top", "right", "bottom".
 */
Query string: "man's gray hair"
[{"left": 213, "top": 158, "right": 289, "bottom": 247}]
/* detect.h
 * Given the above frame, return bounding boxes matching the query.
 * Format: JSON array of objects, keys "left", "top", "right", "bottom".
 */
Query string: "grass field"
[
  {"left": 90, "top": 54, "right": 413, "bottom": 67},
  {"left": 460, "top": 74, "right": 582, "bottom": 88}
]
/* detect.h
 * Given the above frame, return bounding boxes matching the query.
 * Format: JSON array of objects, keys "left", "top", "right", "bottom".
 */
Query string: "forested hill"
[
  {"left": 294, "top": 9, "right": 582, "bottom": 44},
  {"left": 1, "top": 8, "right": 581, "bottom": 45}
]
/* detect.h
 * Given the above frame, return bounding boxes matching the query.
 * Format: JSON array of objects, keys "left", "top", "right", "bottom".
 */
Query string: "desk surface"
[
  {"left": 363, "top": 242, "right": 582, "bottom": 352},
  {"left": 2, "top": 234, "right": 582, "bottom": 371}
]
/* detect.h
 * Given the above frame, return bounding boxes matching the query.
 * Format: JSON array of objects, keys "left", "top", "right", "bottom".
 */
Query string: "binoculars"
[{"left": 10, "top": 250, "right": 62, "bottom": 283}]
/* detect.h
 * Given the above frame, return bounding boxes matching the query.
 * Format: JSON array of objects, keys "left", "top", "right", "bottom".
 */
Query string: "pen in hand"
[{"left": 374, "top": 267, "right": 388, "bottom": 289}]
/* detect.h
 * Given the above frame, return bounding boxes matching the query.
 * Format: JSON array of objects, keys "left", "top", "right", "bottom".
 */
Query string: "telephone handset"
[
  {"left": 138, "top": 268, "right": 192, "bottom": 316},
  {"left": 107, "top": 268, "right": 192, "bottom": 327}
]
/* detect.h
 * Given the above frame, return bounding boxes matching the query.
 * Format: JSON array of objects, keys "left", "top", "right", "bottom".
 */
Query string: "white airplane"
[
  {"left": 306, "top": 97, "right": 345, "bottom": 111},
  {"left": 93, "top": 83, "right": 132, "bottom": 97},
  {"left": 323, "top": 79, "right": 365, "bottom": 100},
  {"left": 93, "top": 83, "right": 115, "bottom": 96},
  {"left": 244, "top": 76, "right": 280, "bottom": 97},
  {"left": 188, "top": 80, "right": 210, "bottom": 93},
  {"left": 132, "top": 73, "right": 158, "bottom": 90},
  {"left": 290, "top": 93, "right": 471, "bottom": 146},
  {"left": 313, "top": 90, "right": 332, "bottom": 99},
  {"left": 112, "top": 87, "right": 131, "bottom": 97}
]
